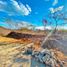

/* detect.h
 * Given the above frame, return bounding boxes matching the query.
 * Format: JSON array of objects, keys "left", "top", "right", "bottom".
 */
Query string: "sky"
[{"left": 0, "top": 0, "right": 66, "bottom": 29}]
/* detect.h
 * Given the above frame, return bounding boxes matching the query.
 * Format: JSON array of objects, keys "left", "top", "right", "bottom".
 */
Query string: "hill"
[
  {"left": 0, "top": 26, "right": 12, "bottom": 36},
  {"left": 0, "top": 26, "right": 45, "bottom": 36}
]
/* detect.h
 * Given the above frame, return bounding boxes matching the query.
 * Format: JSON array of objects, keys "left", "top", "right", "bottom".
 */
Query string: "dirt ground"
[{"left": 0, "top": 36, "right": 67, "bottom": 67}]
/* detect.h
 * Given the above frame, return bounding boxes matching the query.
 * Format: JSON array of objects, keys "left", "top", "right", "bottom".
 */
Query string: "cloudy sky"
[{"left": 0, "top": 0, "right": 66, "bottom": 29}]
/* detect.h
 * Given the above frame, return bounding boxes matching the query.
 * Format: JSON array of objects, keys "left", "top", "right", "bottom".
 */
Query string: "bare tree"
[{"left": 41, "top": 11, "right": 67, "bottom": 47}]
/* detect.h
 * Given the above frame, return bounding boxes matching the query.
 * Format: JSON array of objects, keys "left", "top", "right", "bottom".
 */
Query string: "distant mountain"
[
  {"left": 6, "top": 21, "right": 35, "bottom": 30},
  {"left": 0, "top": 21, "right": 35, "bottom": 36},
  {"left": 17, "top": 21, "right": 35, "bottom": 30}
]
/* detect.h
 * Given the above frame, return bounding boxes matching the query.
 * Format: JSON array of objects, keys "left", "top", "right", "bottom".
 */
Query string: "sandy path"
[{"left": 0, "top": 43, "right": 32, "bottom": 67}]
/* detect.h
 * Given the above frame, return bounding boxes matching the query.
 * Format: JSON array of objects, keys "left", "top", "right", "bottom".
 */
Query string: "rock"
[{"left": 31, "top": 48, "right": 65, "bottom": 67}]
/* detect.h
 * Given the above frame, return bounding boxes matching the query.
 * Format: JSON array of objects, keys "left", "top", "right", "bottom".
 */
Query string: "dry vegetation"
[
  {"left": 0, "top": 35, "right": 67, "bottom": 67},
  {"left": 0, "top": 27, "right": 67, "bottom": 67}
]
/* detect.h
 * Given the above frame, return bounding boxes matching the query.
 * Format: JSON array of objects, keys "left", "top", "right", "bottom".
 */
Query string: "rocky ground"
[
  {"left": 0, "top": 35, "right": 67, "bottom": 67},
  {"left": 0, "top": 42, "right": 33, "bottom": 67},
  {"left": 0, "top": 41, "right": 67, "bottom": 67}
]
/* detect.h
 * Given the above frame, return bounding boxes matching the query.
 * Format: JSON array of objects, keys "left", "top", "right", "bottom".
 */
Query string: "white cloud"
[
  {"left": 11, "top": 0, "right": 21, "bottom": 11},
  {"left": 49, "top": 6, "right": 64, "bottom": 13},
  {"left": 36, "top": 26, "right": 44, "bottom": 30},
  {"left": 26, "top": 4, "right": 32, "bottom": 12},
  {"left": 7, "top": 21, "right": 33, "bottom": 29},
  {"left": 0, "top": 1, "right": 7, "bottom": 12},
  {"left": 11, "top": 0, "right": 32, "bottom": 16},
  {"left": 35, "top": 25, "right": 67, "bottom": 30},
  {"left": 53, "top": 0, "right": 58, "bottom": 6},
  {"left": 20, "top": 3, "right": 31, "bottom": 15},
  {"left": 0, "top": 0, "right": 32, "bottom": 16},
  {"left": 45, "top": 0, "right": 58, "bottom": 6},
  {"left": 0, "top": 1, "right": 4, "bottom": 4},
  {"left": 0, "top": 1, "right": 6, "bottom": 5},
  {"left": 35, "top": 26, "right": 52, "bottom": 30},
  {"left": 57, "top": 26, "right": 67, "bottom": 30}
]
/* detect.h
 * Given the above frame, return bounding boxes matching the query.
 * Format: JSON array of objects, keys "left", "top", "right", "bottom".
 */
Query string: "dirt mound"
[
  {"left": 6, "top": 32, "right": 32, "bottom": 39},
  {"left": 6, "top": 31, "right": 45, "bottom": 39}
]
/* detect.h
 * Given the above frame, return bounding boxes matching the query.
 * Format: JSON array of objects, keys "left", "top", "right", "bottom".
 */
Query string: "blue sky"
[{"left": 0, "top": 0, "right": 66, "bottom": 29}]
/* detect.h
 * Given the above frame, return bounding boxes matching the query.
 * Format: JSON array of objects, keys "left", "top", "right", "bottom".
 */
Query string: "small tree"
[{"left": 41, "top": 11, "right": 67, "bottom": 47}]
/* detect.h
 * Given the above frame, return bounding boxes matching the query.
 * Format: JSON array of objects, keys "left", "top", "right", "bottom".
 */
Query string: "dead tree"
[{"left": 41, "top": 11, "right": 67, "bottom": 48}]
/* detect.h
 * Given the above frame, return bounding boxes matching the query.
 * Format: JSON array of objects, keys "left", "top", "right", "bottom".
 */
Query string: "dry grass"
[
  {"left": 0, "top": 41, "right": 32, "bottom": 67},
  {"left": 0, "top": 36, "right": 33, "bottom": 44},
  {"left": 0, "top": 36, "right": 18, "bottom": 43},
  {"left": 0, "top": 35, "right": 67, "bottom": 67}
]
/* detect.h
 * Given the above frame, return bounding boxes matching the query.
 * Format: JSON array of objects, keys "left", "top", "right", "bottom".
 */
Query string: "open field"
[
  {"left": 0, "top": 42, "right": 32, "bottom": 67},
  {"left": 0, "top": 27, "right": 67, "bottom": 67},
  {"left": 0, "top": 35, "right": 67, "bottom": 67},
  {"left": 0, "top": 42, "right": 67, "bottom": 67}
]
